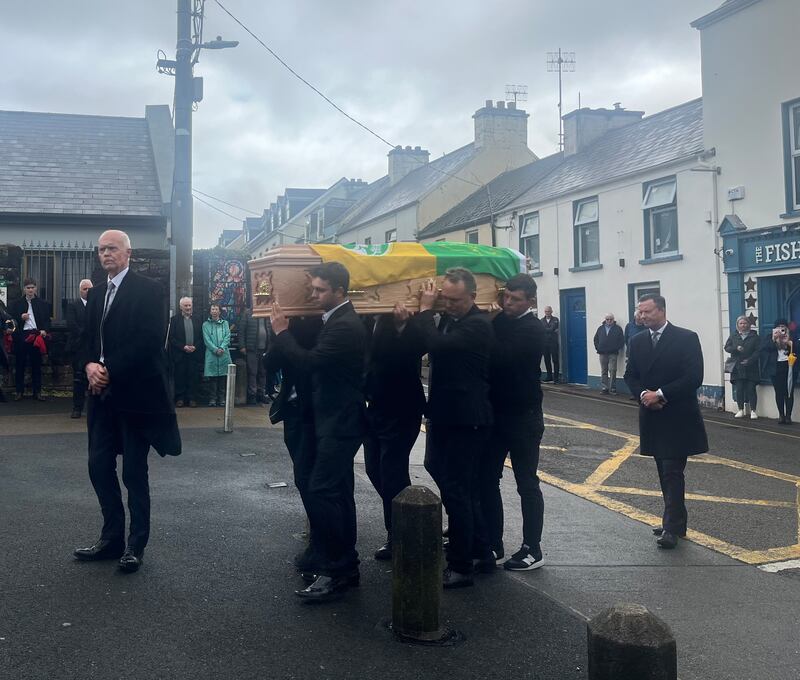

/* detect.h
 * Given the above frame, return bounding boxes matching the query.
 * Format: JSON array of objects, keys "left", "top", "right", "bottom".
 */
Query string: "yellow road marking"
[{"left": 595, "top": 484, "right": 796, "bottom": 508}]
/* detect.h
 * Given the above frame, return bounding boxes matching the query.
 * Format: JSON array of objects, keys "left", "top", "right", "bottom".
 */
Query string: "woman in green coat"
[{"left": 202, "top": 303, "right": 232, "bottom": 407}]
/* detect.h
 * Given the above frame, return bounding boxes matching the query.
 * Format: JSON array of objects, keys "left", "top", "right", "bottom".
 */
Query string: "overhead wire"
[
  {"left": 192, "top": 192, "right": 245, "bottom": 222},
  {"left": 193, "top": 188, "right": 262, "bottom": 215}
]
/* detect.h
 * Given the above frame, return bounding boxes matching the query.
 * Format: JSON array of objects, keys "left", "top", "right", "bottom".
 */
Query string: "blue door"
[{"left": 561, "top": 288, "right": 587, "bottom": 384}]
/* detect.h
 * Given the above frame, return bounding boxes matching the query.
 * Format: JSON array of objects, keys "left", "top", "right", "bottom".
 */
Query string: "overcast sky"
[{"left": 1, "top": 0, "right": 721, "bottom": 248}]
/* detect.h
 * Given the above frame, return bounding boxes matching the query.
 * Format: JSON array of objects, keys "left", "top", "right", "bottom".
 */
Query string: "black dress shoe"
[
  {"left": 442, "top": 568, "right": 473, "bottom": 589},
  {"left": 295, "top": 574, "right": 352, "bottom": 602},
  {"left": 301, "top": 569, "right": 360, "bottom": 586},
  {"left": 473, "top": 556, "right": 497, "bottom": 574},
  {"left": 374, "top": 541, "right": 392, "bottom": 561},
  {"left": 73, "top": 539, "right": 125, "bottom": 561},
  {"left": 656, "top": 532, "right": 678, "bottom": 549},
  {"left": 118, "top": 548, "right": 144, "bottom": 573},
  {"left": 653, "top": 527, "right": 686, "bottom": 538}
]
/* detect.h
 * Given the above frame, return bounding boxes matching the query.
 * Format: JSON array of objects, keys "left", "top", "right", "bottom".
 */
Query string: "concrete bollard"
[
  {"left": 391, "top": 485, "right": 443, "bottom": 642},
  {"left": 587, "top": 603, "right": 677, "bottom": 680},
  {"left": 223, "top": 363, "right": 236, "bottom": 433}
]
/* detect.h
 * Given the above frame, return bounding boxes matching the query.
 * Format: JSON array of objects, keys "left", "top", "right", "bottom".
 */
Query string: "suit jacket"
[
  {"left": 624, "top": 322, "right": 708, "bottom": 459},
  {"left": 83, "top": 271, "right": 180, "bottom": 456},
  {"left": 10, "top": 296, "right": 51, "bottom": 341},
  {"left": 489, "top": 311, "right": 544, "bottom": 420},
  {"left": 542, "top": 316, "right": 559, "bottom": 346},
  {"left": 364, "top": 314, "right": 426, "bottom": 421},
  {"left": 414, "top": 305, "right": 494, "bottom": 427},
  {"left": 167, "top": 313, "right": 205, "bottom": 362},
  {"left": 65, "top": 299, "right": 89, "bottom": 354},
  {"left": 272, "top": 301, "right": 367, "bottom": 438}
]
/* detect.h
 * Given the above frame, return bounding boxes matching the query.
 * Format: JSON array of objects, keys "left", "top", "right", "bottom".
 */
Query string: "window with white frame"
[
  {"left": 385, "top": 229, "right": 397, "bottom": 243},
  {"left": 465, "top": 229, "right": 479, "bottom": 244},
  {"left": 642, "top": 177, "right": 678, "bottom": 258},
  {"left": 573, "top": 197, "right": 599, "bottom": 266},
  {"left": 786, "top": 100, "right": 800, "bottom": 212},
  {"left": 519, "top": 212, "right": 540, "bottom": 270}
]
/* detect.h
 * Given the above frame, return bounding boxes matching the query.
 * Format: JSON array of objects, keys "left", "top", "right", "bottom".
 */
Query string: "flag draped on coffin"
[{"left": 308, "top": 241, "right": 525, "bottom": 289}]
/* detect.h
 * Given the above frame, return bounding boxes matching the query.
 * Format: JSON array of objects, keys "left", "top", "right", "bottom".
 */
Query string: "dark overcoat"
[{"left": 624, "top": 323, "right": 709, "bottom": 459}]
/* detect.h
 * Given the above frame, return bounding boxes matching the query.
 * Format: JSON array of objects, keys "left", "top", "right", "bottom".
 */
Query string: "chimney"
[
  {"left": 562, "top": 104, "right": 644, "bottom": 156},
  {"left": 473, "top": 100, "right": 528, "bottom": 150},
  {"left": 388, "top": 145, "right": 430, "bottom": 185}
]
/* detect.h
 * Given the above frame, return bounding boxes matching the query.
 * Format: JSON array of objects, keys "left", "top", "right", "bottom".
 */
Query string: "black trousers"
[
  {"left": 424, "top": 421, "right": 491, "bottom": 574},
  {"left": 14, "top": 333, "right": 42, "bottom": 395},
  {"left": 363, "top": 409, "right": 420, "bottom": 536},
  {"left": 733, "top": 378, "right": 758, "bottom": 411},
  {"left": 479, "top": 413, "right": 545, "bottom": 554},
  {"left": 772, "top": 362, "right": 795, "bottom": 418},
  {"left": 655, "top": 457, "right": 687, "bottom": 535},
  {"left": 86, "top": 395, "right": 152, "bottom": 552},
  {"left": 542, "top": 340, "right": 559, "bottom": 380},
  {"left": 303, "top": 433, "right": 362, "bottom": 576},
  {"left": 72, "top": 356, "right": 88, "bottom": 411},
  {"left": 173, "top": 354, "right": 201, "bottom": 402}
]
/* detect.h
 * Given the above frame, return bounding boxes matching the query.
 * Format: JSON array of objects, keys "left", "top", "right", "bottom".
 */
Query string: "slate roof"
[
  {"left": 507, "top": 98, "right": 704, "bottom": 211},
  {"left": 419, "top": 152, "right": 565, "bottom": 238},
  {"left": 336, "top": 143, "right": 478, "bottom": 234},
  {"left": 0, "top": 110, "right": 164, "bottom": 216}
]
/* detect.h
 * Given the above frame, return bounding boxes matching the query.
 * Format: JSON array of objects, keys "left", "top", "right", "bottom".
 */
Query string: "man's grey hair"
[
  {"left": 99, "top": 229, "right": 132, "bottom": 249},
  {"left": 179, "top": 296, "right": 193, "bottom": 305},
  {"left": 79, "top": 279, "right": 92, "bottom": 287}
]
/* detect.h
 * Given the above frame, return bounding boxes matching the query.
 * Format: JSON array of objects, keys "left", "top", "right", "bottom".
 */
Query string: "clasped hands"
[
  {"left": 640, "top": 390, "right": 665, "bottom": 411},
  {"left": 86, "top": 362, "right": 109, "bottom": 395}
]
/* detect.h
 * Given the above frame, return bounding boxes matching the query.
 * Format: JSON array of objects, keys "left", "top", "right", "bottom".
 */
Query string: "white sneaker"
[
  {"left": 750, "top": 412, "right": 758, "bottom": 420},
  {"left": 734, "top": 409, "right": 744, "bottom": 418}
]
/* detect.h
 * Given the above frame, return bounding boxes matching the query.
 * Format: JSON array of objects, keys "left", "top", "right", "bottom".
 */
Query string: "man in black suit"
[
  {"left": 10, "top": 278, "right": 51, "bottom": 401},
  {"left": 270, "top": 262, "right": 367, "bottom": 602},
  {"left": 624, "top": 293, "right": 708, "bottom": 549},
  {"left": 541, "top": 306, "right": 560, "bottom": 383},
  {"left": 479, "top": 274, "right": 547, "bottom": 571},
  {"left": 363, "top": 305, "right": 426, "bottom": 561},
  {"left": 73, "top": 229, "right": 181, "bottom": 573},
  {"left": 66, "top": 279, "right": 93, "bottom": 418},
  {"left": 414, "top": 267, "right": 494, "bottom": 588},
  {"left": 168, "top": 296, "right": 204, "bottom": 407}
]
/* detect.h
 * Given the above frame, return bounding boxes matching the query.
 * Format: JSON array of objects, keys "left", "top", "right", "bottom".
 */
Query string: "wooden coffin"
[{"left": 249, "top": 244, "right": 508, "bottom": 317}]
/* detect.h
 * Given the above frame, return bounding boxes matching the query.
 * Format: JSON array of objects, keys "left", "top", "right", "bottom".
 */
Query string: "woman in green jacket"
[{"left": 202, "top": 303, "right": 232, "bottom": 407}]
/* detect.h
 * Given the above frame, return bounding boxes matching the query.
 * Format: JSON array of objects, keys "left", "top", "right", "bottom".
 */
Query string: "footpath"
[{"left": 1, "top": 398, "right": 799, "bottom": 679}]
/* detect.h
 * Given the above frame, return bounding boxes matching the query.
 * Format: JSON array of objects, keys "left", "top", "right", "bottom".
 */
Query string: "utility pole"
[
  {"left": 157, "top": 0, "right": 238, "bottom": 304},
  {"left": 546, "top": 49, "right": 576, "bottom": 152}
]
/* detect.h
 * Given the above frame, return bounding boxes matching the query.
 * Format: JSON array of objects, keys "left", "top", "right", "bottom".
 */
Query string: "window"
[
  {"left": 465, "top": 229, "right": 479, "bottom": 244},
  {"left": 364, "top": 237, "right": 372, "bottom": 246},
  {"left": 642, "top": 177, "right": 678, "bottom": 258},
  {"left": 783, "top": 99, "right": 800, "bottom": 213},
  {"left": 629, "top": 281, "right": 661, "bottom": 321},
  {"left": 573, "top": 197, "right": 599, "bottom": 266},
  {"left": 519, "top": 213, "right": 540, "bottom": 270},
  {"left": 385, "top": 229, "right": 397, "bottom": 243}
]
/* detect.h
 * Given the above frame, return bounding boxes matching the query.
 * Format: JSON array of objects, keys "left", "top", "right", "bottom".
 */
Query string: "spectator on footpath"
[
  {"left": 238, "top": 307, "right": 270, "bottom": 405},
  {"left": 624, "top": 311, "right": 648, "bottom": 400},
  {"left": 10, "top": 277, "right": 50, "bottom": 401},
  {"left": 760, "top": 318, "right": 798, "bottom": 425},
  {"left": 413, "top": 268, "right": 494, "bottom": 589},
  {"left": 541, "top": 306, "right": 560, "bottom": 383},
  {"left": 724, "top": 315, "right": 760, "bottom": 420},
  {"left": 202, "top": 303, "right": 232, "bottom": 407},
  {"left": 363, "top": 305, "right": 426, "bottom": 562},
  {"left": 594, "top": 313, "right": 625, "bottom": 395},
  {"left": 66, "top": 279, "right": 93, "bottom": 418},
  {"left": 271, "top": 262, "right": 367, "bottom": 603},
  {"left": 168, "top": 297, "right": 204, "bottom": 408},
  {"left": 74, "top": 229, "right": 181, "bottom": 574},
  {"left": 479, "top": 274, "right": 546, "bottom": 571},
  {"left": 0, "top": 301, "right": 15, "bottom": 402},
  {"left": 624, "top": 293, "right": 708, "bottom": 550}
]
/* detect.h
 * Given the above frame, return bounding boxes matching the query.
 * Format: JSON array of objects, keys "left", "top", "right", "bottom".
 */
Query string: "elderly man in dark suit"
[
  {"left": 10, "top": 277, "right": 51, "bottom": 401},
  {"left": 73, "top": 229, "right": 181, "bottom": 573},
  {"left": 66, "top": 279, "right": 93, "bottom": 418},
  {"left": 624, "top": 293, "right": 709, "bottom": 549},
  {"left": 168, "top": 296, "right": 204, "bottom": 407},
  {"left": 414, "top": 267, "right": 495, "bottom": 588},
  {"left": 270, "top": 262, "right": 367, "bottom": 603}
]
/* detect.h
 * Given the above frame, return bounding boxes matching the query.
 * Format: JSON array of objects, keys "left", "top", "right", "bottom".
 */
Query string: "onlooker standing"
[
  {"left": 66, "top": 279, "right": 93, "bottom": 418},
  {"left": 724, "top": 315, "right": 761, "bottom": 420},
  {"left": 168, "top": 297, "right": 204, "bottom": 407},
  {"left": 594, "top": 313, "right": 625, "bottom": 394},
  {"left": 625, "top": 311, "right": 648, "bottom": 354},
  {"left": 541, "top": 306, "right": 560, "bottom": 383},
  {"left": 238, "top": 308, "right": 270, "bottom": 405},
  {"left": 10, "top": 277, "right": 51, "bottom": 401},
  {"left": 761, "top": 318, "right": 797, "bottom": 425},
  {"left": 0, "top": 301, "right": 15, "bottom": 402},
  {"left": 202, "top": 304, "right": 232, "bottom": 407}
]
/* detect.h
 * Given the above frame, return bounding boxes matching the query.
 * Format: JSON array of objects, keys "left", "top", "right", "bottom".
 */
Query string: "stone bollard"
[
  {"left": 391, "top": 485, "right": 443, "bottom": 642},
  {"left": 587, "top": 603, "right": 677, "bottom": 680},
  {"left": 223, "top": 363, "right": 236, "bottom": 433}
]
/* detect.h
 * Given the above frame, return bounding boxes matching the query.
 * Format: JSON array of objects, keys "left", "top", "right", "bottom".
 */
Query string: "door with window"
[{"left": 560, "top": 288, "right": 587, "bottom": 384}]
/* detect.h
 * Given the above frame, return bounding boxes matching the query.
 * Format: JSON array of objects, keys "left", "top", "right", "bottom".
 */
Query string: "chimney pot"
[
  {"left": 613, "top": 102, "right": 622, "bottom": 110},
  {"left": 496, "top": 100, "right": 505, "bottom": 109},
  {"left": 395, "top": 145, "right": 402, "bottom": 150},
  {"left": 485, "top": 99, "right": 493, "bottom": 108},
  {"left": 414, "top": 145, "right": 421, "bottom": 151},
  {"left": 508, "top": 101, "right": 516, "bottom": 110},
  {"left": 405, "top": 145, "right": 412, "bottom": 150}
]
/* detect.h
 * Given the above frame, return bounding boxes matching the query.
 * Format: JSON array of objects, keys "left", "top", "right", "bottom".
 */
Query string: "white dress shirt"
[
  {"left": 23, "top": 299, "right": 37, "bottom": 330},
  {"left": 321, "top": 299, "right": 350, "bottom": 324},
  {"left": 641, "top": 321, "right": 670, "bottom": 403},
  {"left": 99, "top": 267, "right": 129, "bottom": 363}
]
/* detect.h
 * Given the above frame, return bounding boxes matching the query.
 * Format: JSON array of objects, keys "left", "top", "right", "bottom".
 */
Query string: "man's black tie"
[
  {"left": 99, "top": 281, "right": 116, "bottom": 361},
  {"left": 651, "top": 330, "right": 660, "bottom": 348}
]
